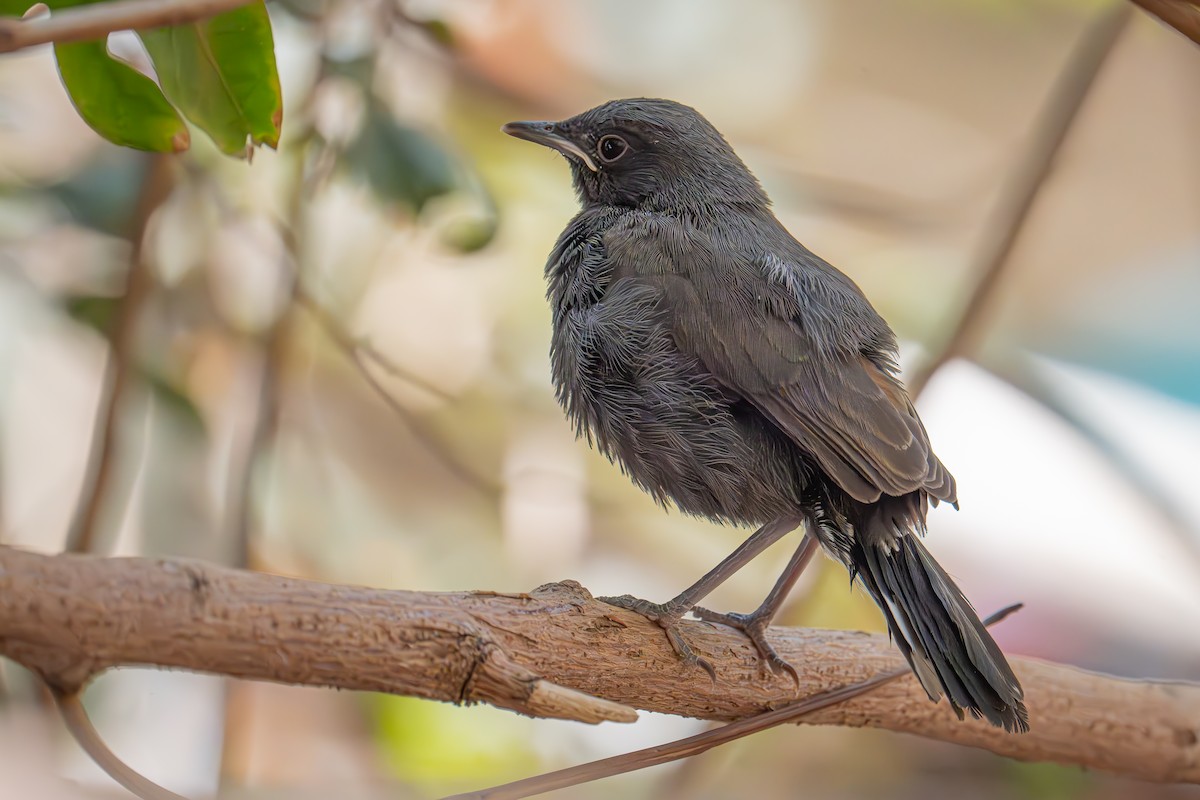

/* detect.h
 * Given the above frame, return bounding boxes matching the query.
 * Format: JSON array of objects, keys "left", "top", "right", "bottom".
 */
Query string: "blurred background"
[{"left": 2, "top": 0, "right": 1199, "bottom": 797}]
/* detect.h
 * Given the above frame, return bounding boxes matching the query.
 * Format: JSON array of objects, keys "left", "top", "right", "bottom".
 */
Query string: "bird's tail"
[{"left": 846, "top": 500, "right": 1029, "bottom": 733}]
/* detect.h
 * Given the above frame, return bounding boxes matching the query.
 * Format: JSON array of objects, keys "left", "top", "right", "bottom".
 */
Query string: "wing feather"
[{"left": 605, "top": 213, "right": 956, "bottom": 505}]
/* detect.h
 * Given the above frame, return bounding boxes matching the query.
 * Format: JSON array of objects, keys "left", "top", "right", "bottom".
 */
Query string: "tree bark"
[
  {"left": 1130, "top": 0, "right": 1200, "bottom": 45},
  {"left": 1, "top": 546, "right": 1197, "bottom": 784}
]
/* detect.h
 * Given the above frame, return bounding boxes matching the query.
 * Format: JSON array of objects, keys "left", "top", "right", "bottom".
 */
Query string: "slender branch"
[
  {"left": 53, "top": 691, "right": 187, "bottom": 800},
  {"left": 66, "top": 155, "right": 174, "bottom": 554},
  {"left": 907, "top": 4, "right": 1132, "bottom": 397},
  {"left": 0, "top": 0, "right": 254, "bottom": 52},
  {"left": 293, "top": 287, "right": 452, "bottom": 402},
  {"left": 225, "top": 283, "right": 292, "bottom": 569},
  {"left": 1129, "top": 0, "right": 1200, "bottom": 44},
  {"left": 447, "top": 670, "right": 910, "bottom": 800},
  {"left": 293, "top": 287, "right": 502, "bottom": 498},
  {"left": 223, "top": 153, "right": 310, "bottom": 569},
  {"left": 2, "top": 546, "right": 1197, "bottom": 784}
]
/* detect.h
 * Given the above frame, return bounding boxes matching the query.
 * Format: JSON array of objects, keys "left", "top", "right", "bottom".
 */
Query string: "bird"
[{"left": 502, "top": 98, "right": 1028, "bottom": 733}]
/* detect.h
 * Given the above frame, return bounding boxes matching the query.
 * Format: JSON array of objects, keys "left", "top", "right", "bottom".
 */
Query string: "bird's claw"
[
  {"left": 692, "top": 606, "right": 799, "bottom": 685},
  {"left": 598, "top": 594, "right": 717, "bottom": 682},
  {"left": 597, "top": 594, "right": 668, "bottom": 618}
]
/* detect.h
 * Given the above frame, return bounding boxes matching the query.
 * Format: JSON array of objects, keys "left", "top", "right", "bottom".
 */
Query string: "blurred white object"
[{"left": 918, "top": 356, "right": 1200, "bottom": 661}]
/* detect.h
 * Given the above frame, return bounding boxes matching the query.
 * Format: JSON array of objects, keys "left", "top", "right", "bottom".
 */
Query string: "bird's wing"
[{"left": 605, "top": 215, "right": 955, "bottom": 505}]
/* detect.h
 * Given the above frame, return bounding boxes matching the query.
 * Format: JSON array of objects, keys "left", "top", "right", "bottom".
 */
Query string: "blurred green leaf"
[
  {"left": 343, "top": 103, "right": 461, "bottom": 214},
  {"left": 139, "top": 2, "right": 282, "bottom": 156},
  {"left": 53, "top": 41, "right": 190, "bottom": 153},
  {"left": 63, "top": 293, "right": 120, "bottom": 336},
  {"left": 440, "top": 212, "right": 498, "bottom": 254},
  {"left": 144, "top": 369, "right": 206, "bottom": 433},
  {"left": 372, "top": 696, "right": 537, "bottom": 793},
  {"left": 1006, "top": 759, "right": 1092, "bottom": 798},
  {"left": 415, "top": 17, "right": 455, "bottom": 48},
  {"left": 47, "top": 152, "right": 147, "bottom": 235}
]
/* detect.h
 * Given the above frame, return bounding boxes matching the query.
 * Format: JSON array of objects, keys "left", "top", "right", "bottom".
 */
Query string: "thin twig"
[
  {"left": 342, "top": 341, "right": 502, "bottom": 496},
  {"left": 446, "top": 672, "right": 907, "bottom": 800},
  {"left": 293, "top": 287, "right": 452, "bottom": 402},
  {"left": 446, "top": 605, "right": 1025, "bottom": 800},
  {"left": 66, "top": 154, "right": 174, "bottom": 554},
  {"left": 1129, "top": 0, "right": 1200, "bottom": 44},
  {"left": 221, "top": 149, "right": 315, "bottom": 569},
  {"left": 907, "top": 4, "right": 1132, "bottom": 398},
  {"left": 53, "top": 690, "right": 187, "bottom": 800},
  {"left": 225, "top": 280, "right": 294, "bottom": 569},
  {"left": 0, "top": 0, "right": 254, "bottom": 52}
]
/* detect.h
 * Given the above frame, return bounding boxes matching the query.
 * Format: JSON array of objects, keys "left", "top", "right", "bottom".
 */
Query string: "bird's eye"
[{"left": 597, "top": 135, "right": 628, "bottom": 163}]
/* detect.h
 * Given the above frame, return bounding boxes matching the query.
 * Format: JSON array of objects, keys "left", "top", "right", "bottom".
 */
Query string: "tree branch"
[
  {"left": 1, "top": 546, "right": 1196, "bottom": 784},
  {"left": 451, "top": 604, "right": 1028, "bottom": 800},
  {"left": 1130, "top": 0, "right": 1200, "bottom": 45},
  {"left": 0, "top": 0, "right": 254, "bottom": 52},
  {"left": 907, "top": 4, "right": 1131, "bottom": 397}
]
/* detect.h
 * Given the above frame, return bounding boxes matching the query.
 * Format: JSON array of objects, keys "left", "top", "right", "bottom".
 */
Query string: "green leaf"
[
  {"left": 415, "top": 17, "right": 454, "bottom": 48},
  {"left": 343, "top": 103, "right": 461, "bottom": 214},
  {"left": 144, "top": 369, "right": 206, "bottom": 434},
  {"left": 138, "top": 2, "right": 282, "bottom": 156},
  {"left": 53, "top": 40, "right": 190, "bottom": 153},
  {"left": 63, "top": 293, "right": 120, "bottom": 336},
  {"left": 440, "top": 211, "right": 497, "bottom": 254}
]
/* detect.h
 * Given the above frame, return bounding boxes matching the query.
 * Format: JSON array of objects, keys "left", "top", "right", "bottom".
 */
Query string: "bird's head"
[{"left": 503, "top": 98, "right": 767, "bottom": 211}]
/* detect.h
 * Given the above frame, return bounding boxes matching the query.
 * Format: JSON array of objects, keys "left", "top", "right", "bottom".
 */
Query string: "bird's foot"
[
  {"left": 692, "top": 606, "right": 798, "bottom": 685},
  {"left": 597, "top": 594, "right": 717, "bottom": 681}
]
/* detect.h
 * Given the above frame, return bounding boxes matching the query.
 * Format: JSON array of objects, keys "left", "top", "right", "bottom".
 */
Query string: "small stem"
[{"left": 66, "top": 154, "right": 174, "bottom": 554}]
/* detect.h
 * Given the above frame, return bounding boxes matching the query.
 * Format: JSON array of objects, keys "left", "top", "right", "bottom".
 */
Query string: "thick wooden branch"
[{"left": 1, "top": 547, "right": 1197, "bottom": 784}]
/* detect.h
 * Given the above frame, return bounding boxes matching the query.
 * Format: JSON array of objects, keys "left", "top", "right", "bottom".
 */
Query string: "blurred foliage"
[
  {"left": 0, "top": 0, "right": 281, "bottom": 156},
  {"left": 142, "top": 369, "right": 207, "bottom": 434},
  {"left": 372, "top": 696, "right": 539, "bottom": 794},
  {"left": 62, "top": 292, "right": 119, "bottom": 335},
  {"left": 343, "top": 101, "right": 463, "bottom": 215},
  {"left": 331, "top": 67, "right": 499, "bottom": 251},
  {"left": 1005, "top": 759, "right": 1093, "bottom": 799},
  {"left": 61, "top": 291, "right": 208, "bottom": 434},
  {"left": 42, "top": 152, "right": 147, "bottom": 236}
]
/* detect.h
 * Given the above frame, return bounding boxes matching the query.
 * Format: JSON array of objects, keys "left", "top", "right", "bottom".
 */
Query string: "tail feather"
[{"left": 852, "top": 529, "right": 1029, "bottom": 733}]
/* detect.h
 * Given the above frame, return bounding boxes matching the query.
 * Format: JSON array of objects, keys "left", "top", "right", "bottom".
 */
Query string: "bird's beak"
[{"left": 502, "top": 120, "right": 598, "bottom": 172}]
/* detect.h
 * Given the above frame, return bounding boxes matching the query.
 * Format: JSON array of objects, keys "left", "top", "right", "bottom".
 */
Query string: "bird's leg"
[
  {"left": 599, "top": 517, "right": 801, "bottom": 679},
  {"left": 693, "top": 532, "right": 820, "bottom": 684}
]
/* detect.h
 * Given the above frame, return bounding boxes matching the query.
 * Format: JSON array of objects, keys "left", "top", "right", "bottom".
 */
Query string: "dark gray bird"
[{"left": 503, "top": 98, "right": 1028, "bottom": 732}]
